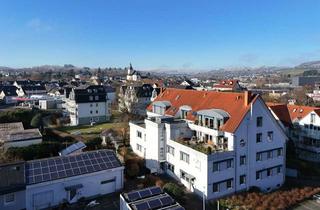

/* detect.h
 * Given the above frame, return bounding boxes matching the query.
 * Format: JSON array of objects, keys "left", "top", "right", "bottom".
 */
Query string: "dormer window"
[
  {"left": 152, "top": 101, "right": 171, "bottom": 115},
  {"left": 311, "top": 113, "right": 316, "bottom": 124}
]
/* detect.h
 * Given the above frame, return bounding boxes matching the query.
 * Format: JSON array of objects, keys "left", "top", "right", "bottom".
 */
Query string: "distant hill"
[{"left": 295, "top": 60, "right": 320, "bottom": 69}]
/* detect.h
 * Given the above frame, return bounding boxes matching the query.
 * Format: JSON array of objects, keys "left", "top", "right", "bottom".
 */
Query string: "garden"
[{"left": 218, "top": 186, "right": 320, "bottom": 210}]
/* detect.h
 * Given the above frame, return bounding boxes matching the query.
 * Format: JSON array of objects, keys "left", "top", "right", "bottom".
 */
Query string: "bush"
[
  {"left": 220, "top": 186, "right": 320, "bottom": 210},
  {"left": 163, "top": 182, "right": 185, "bottom": 201},
  {"left": 126, "top": 162, "right": 140, "bottom": 178},
  {"left": 86, "top": 137, "right": 103, "bottom": 150},
  {"left": 30, "top": 113, "right": 43, "bottom": 128},
  {"left": 155, "top": 179, "right": 165, "bottom": 188}
]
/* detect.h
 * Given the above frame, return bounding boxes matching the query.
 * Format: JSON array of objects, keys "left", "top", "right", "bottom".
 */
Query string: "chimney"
[{"left": 244, "top": 90, "right": 251, "bottom": 106}]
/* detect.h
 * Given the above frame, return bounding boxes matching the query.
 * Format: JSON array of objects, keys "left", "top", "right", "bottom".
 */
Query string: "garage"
[
  {"left": 100, "top": 177, "right": 116, "bottom": 195},
  {"left": 32, "top": 190, "right": 54, "bottom": 210}
]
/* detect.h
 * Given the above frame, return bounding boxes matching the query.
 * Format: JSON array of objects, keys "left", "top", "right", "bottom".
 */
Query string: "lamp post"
[{"left": 202, "top": 186, "right": 206, "bottom": 210}]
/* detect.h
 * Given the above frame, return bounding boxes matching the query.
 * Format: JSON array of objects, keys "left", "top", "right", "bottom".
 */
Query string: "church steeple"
[{"left": 128, "top": 63, "right": 133, "bottom": 75}]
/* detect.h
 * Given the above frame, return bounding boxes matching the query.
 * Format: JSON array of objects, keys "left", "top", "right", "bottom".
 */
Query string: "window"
[
  {"left": 240, "top": 175, "right": 246, "bottom": 185},
  {"left": 240, "top": 156, "right": 246, "bottom": 166},
  {"left": 257, "top": 116, "right": 263, "bottom": 127},
  {"left": 137, "top": 131, "right": 142, "bottom": 138},
  {"left": 267, "top": 131, "right": 273, "bottom": 142},
  {"left": 136, "top": 144, "right": 142, "bottom": 152},
  {"left": 167, "top": 146, "right": 175, "bottom": 156},
  {"left": 101, "top": 178, "right": 115, "bottom": 184},
  {"left": 256, "top": 171, "right": 261, "bottom": 180},
  {"left": 311, "top": 113, "right": 316, "bottom": 124},
  {"left": 90, "top": 104, "right": 93, "bottom": 107},
  {"left": 213, "top": 183, "right": 219, "bottom": 193},
  {"left": 256, "top": 133, "right": 262, "bottom": 143},
  {"left": 267, "top": 151, "right": 273, "bottom": 159},
  {"left": 96, "top": 103, "right": 98, "bottom": 107},
  {"left": 256, "top": 153, "right": 262, "bottom": 161},
  {"left": 277, "top": 148, "right": 283, "bottom": 157},
  {"left": 4, "top": 193, "right": 15, "bottom": 204},
  {"left": 180, "top": 170, "right": 189, "bottom": 182},
  {"left": 90, "top": 110, "right": 93, "bottom": 114},
  {"left": 226, "top": 179, "right": 233, "bottom": 189},
  {"left": 89, "top": 96, "right": 93, "bottom": 101},
  {"left": 277, "top": 166, "right": 282, "bottom": 174},
  {"left": 180, "top": 152, "right": 189, "bottom": 163},
  {"left": 267, "top": 168, "right": 272, "bottom": 177},
  {"left": 167, "top": 163, "right": 175, "bottom": 173},
  {"left": 95, "top": 96, "right": 99, "bottom": 100},
  {"left": 181, "top": 110, "right": 189, "bottom": 119},
  {"left": 96, "top": 110, "right": 98, "bottom": 114},
  {"left": 213, "top": 162, "right": 219, "bottom": 172},
  {"left": 226, "top": 159, "right": 233, "bottom": 168},
  {"left": 240, "top": 139, "right": 246, "bottom": 147}
]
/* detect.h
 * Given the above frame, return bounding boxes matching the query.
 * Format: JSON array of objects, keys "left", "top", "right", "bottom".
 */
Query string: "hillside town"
[{"left": 1, "top": 1, "right": 320, "bottom": 210}]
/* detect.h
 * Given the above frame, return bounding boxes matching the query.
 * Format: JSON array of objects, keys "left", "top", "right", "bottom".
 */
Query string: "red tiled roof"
[
  {"left": 147, "top": 88, "right": 258, "bottom": 133},
  {"left": 268, "top": 103, "right": 320, "bottom": 126}
]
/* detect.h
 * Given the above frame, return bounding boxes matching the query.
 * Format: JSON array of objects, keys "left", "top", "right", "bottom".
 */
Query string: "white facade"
[
  {"left": 129, "top": 97, "right": 287, "bottom": 200},
  {"left": 64, "top": 99, "right": 111, "bottom": 126},
  {"left": 26, "top": 168, "right": 123, "bottom": 210},
  {"left": 292, "top": 111, "right": 320, "bottom": 162}
]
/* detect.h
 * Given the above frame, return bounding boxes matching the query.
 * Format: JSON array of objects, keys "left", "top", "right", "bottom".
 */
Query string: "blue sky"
[{"left": 0, "top": 0, "right": 320, "bottom": 70}]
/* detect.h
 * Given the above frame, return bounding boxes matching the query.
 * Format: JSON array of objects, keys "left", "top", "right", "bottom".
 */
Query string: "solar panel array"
[
  {"left": 25, "top": 150, "right": 121, "bottom": 185},
  {"left": 59, "top": 141, "right": 86, "bottom": 156},
  {"left": 125, "top": 186, "right": 163, "bottom": 202},
  {"left": 132, "top": 195, "right": 175, "bottom": 210}
]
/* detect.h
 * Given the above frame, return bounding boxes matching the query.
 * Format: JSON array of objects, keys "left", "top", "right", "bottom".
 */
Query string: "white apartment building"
[
  {"left": 268, "top": 103, "right": 320, "bottom": 162},
  {"left": 63, "top": 85, "right": 111, "bottom": 126},
  {"left": 129, "top": 88, "right": 287, "bottom": 200}
]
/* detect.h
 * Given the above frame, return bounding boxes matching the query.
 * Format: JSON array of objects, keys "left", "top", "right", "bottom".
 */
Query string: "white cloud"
[{"left": 26, "top": 18, "right": 53, "bottom": 31}]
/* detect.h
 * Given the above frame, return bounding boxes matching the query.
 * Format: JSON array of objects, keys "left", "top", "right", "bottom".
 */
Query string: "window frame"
[{"left": 257, "top": 116, "right": 263, "bottom": 127}]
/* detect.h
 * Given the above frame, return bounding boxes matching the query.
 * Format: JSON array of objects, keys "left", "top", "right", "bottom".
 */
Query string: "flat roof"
[
  {"left": 2, "top": 129, "right": 42, "bottom": 142},
  {"left": 0, "top": 162, "right": 26, "bottom": 195},
  {"left": 26, "top": 149, "right": 122, "bottom": 185}
]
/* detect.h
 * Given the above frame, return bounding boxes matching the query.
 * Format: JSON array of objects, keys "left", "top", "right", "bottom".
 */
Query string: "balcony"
[
  {"left": 175, "top": 136, "right": 229, "bottom": 155},
  {"left": 188, "top": 121, "right": 224, "bottom": 137}
]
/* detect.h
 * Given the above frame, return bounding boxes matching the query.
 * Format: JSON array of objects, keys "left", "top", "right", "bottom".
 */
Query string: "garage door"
[
  {"left": 33, "top": 190, "right": 54, "bottom": 210},
  {"left": 100, "top": 178, "right": 116, "bottom": 195}
]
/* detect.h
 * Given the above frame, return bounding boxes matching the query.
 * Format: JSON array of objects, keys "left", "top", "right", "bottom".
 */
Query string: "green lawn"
[{"left": 58, "top": 122, "right": 127, "bottom": 135}]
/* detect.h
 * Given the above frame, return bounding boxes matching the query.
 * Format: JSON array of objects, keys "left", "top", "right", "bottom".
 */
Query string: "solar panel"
[
  {"left": 135, "top": 202, "right": 149, "bottom": 210},
  {"left": 25, "top": 150, "right": 121, "bottom": 185},
  {"left": 160, "top": 196, "right": 174, "bottom": 206},
  {"left": 150, "top": 187, "right": 162, "bottom": 195},
  {"left": 148, "top": 199, "right": 162, "bottom": 209},
  {"left": 139, "top": 189, "right": 152, "bottom": 198},
  {"left": 127, "top": 192, "right": 140, "bottom": 202}
]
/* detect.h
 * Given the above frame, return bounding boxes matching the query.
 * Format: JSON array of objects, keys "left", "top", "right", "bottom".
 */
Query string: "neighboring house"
[
  {"left": 118, "top": 84, "right": 159, "bottom": 115},
  {"left": 63, "top": 85, "right": 111, "bottom": 125},
  {"left": 0, "top": 150, "right": 124, "bottom": 210},
  {"left": 38, "top": 98, "right": 63, "bottom": 110},
  {"left": 120, "top": 186, "right": 185, "bottom": 210},
  {"left": 307, "top": 82, "right": 320, "bottom": 102},
  {"left": 129, "top": 88, "right": 287, "bottom": 200},
  {"left": 0, "top": 122, "right": 42, "bottom": 150},
  {"left": 104, "top": 85, "right": 117, "bottom": 104},
  {"left": 212, "top": 80, "right": 244, "bottom": 91},
  {"left": 180, "top": 79, "right": 195, "bottom": 87},
  {"left": 0, "top": 162, "right": 26, "bottom": 210},
  {"left": 268, "top": 103, "right": 320, "bottom": 162},
  {"left": 126, "top": 64, "right": 141, "bottom": 82},
  {"left": 0, "top": 86, "right": 18, "bottom": 104},
  {"left": 14, "top": 80, "right": 46, "bottom": 97}
]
